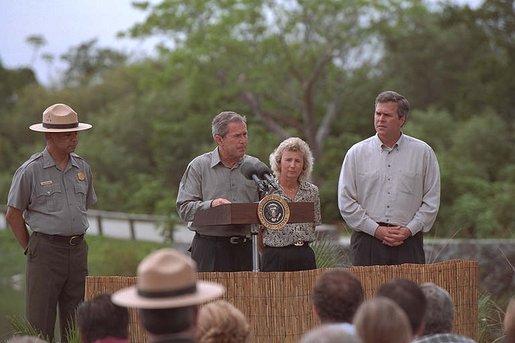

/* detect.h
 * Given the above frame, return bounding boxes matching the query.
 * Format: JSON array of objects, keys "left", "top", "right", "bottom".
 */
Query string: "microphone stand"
[{"left": 251, "top": 182, "right": 275, "bottom": 272}]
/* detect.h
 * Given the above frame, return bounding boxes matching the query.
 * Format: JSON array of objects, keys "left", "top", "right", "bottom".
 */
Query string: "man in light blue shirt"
[{"left": 338, "top": 91, "right": 440, "bottom": 265}]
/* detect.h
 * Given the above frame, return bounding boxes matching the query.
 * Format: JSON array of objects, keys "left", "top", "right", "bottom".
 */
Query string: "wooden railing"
[
  {"left": 87, "top": 209, "right": 164, "bottom": 240},
  {"left": 0, "top": 205, "right": 165, "bottom": 241}
]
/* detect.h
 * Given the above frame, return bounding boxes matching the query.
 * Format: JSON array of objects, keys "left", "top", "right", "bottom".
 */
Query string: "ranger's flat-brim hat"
[
  {"left": 111, "top": 249, "right": 225, "bottom": 309},
  {"left": 29, "top": 103, "right": 92, "bottom": 132}
]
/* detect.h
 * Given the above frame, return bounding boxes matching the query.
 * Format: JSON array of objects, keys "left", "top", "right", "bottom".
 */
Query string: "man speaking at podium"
[{"left": 176, "top": 111, "right": 262, "bottom": 272}]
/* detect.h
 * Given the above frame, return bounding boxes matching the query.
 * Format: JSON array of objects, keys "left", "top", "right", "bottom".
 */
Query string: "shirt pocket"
[
  {"left": 357, "top": 170, "right": 380, "bottom": 195},
  {"left": 35, "top": 183, "right": 62, "bottom": 213},
  {"left": 75, "top": 182, "right": 88, "bottom": 210},
  {"left": 399, "top": 171, "right": 419, "bottom": 195}
]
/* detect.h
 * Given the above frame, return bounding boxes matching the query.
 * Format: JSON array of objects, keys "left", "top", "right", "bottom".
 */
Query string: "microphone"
[
  {"left": 240, "top": 161, "right": 267, "bottom": 192},
  {"left": 254, "top": 161, "right": 279, "bottom": 190}
]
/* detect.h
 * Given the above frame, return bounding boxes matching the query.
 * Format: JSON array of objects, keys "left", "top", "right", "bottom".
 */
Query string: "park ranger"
[{"left": 6, "top": 103, "right": 96, "bottom": 343}]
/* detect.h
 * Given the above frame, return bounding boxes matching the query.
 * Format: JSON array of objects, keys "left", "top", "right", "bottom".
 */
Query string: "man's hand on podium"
[{"left": 211, "top": 198, "right": 232, "bottom": 207}]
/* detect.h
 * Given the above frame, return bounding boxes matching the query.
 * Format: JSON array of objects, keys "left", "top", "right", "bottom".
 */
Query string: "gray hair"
[
  {"left": 375, "top": 91, "right": 410, "bottom": 120},
  {"left": 211, "top": 111, "right": 247, "bottom": 139},
  {"left": 269, "top": 137, "right": 314, "bottom": 182},
  {"left": 420, "top": 282, "right": 454, "bottom": 335}
]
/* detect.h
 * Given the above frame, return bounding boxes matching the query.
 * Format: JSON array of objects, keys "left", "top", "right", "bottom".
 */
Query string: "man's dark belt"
[
  {"left": 195, "top": 233, "right": 250, "bottom": 245},
  {"left": 34, "top": 232, "right": 84, "bottom": 246},
  {"left": 377, "top": 222, "right": 398, "bottom": 227}
]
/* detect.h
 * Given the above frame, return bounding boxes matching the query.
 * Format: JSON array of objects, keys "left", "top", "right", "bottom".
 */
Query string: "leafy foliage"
[
  {"left": 312, "top": 236, "right": 352, "bottom": 268},
  {"left": 0, "top": 0, "right": 513, "bottom": 238},
  {"left": 7, "top": 316, "right": 51, "bottom": 342}
]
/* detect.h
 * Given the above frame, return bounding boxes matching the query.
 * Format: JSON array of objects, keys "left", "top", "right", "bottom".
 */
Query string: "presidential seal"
[{"left": 257, "top": 194, "right": 290, "bottom": 230}]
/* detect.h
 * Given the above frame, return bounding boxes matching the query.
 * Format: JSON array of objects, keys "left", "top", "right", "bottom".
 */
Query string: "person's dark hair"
[
  {"left": 375, "top": 279, "right": 427, "bottom": 334},
  {"left": 212, "top": 111, "right": 246, "bottom": 138},
  {"left": 375, "top": 91, "right": 410, "bottom": 120},
  {"left": 139, "top": 306, "right": 197, "bottom": 335},
  {"left": 77, "top": 294, "right": 129, "bottom": 343},
  {"left": 311, "top": 269, "right": 364, "bottom": 323},
  {"left": 420, "top": 282, "right": 454, "bottom": 335}
]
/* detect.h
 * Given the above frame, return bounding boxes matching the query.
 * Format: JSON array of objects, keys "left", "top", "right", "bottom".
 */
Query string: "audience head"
[
  {"left": 112, "top": 249, "right": 225, "bottom": 338},
  {"left": 269, "top": 137, "right": 314, "bottom": 182},
  {"left": 299, "top": 324, "right": 361, "bottom": 343},
  {"left": 197, "top": 300, "right": 250, "bottom": 343},
  {"left": 77, "top": 293, "right": 129, "bottom": 343},
  {"left": 311, "top": 269, "right": 364, "bottom": 324},
  {"left": 354, "top": 297, "right": 412, "bottom": 343},
  {"left": 375, "top": 278, "right": 426, "bottom": 337},
  {"left": 505, "top": 297, "right": 515, "bottom": 343},
  {"left": 419, "top": 282, "right": 455, "bottom": 335}
]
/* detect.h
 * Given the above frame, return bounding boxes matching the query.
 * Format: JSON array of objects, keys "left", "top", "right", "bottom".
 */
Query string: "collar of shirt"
[
  {"left": 210, "top": 147, "right": 244, "bottom": 169},
  {"left": 42, "top": 148, "right": 80, "bottom": 169},
  {"left": 374, "top": 133, "right": 404, "bottom": 152}
]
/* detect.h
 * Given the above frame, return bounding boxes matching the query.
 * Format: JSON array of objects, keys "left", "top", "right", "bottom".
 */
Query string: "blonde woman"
[
  {"left": 261, "top": 137, "right": 322, "bottom": 272},
  {"left": 197, "top": 300, "right": 250, "bottom": 343},
  {"left": 354, "top": 297, "right": 412, "bottom": 343}
]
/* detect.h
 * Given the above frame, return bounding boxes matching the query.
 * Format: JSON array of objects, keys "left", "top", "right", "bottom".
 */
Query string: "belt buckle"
[
  {"left": 69, "top": 235, "right": 81, "bottom": 246},
  {"left": 294, "top": 241, "right": 304, "bottom": 247},
  {"left": 229, "top": 236, "right": 240, "bottom": 244}
]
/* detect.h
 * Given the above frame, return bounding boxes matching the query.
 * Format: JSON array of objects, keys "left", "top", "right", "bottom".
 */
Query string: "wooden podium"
[
  {"left": 192, "top": 201, "right": 315, "bottom": 271},
  {"left": 192, "top": 202, "right": 314, "bottom": 226}
]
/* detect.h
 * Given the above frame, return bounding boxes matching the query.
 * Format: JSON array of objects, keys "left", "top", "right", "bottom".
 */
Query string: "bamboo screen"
[{"left": 85, "top": 259, "right": 478, "bottom": 343}]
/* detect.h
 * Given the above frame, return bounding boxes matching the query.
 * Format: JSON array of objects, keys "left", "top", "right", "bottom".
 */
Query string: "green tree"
[
  {"left": 126, "top": 0, "right": 402, "bottom": 160},
  {"left": 60, "top": 39, "right": 128, "bottom": 87},
  {"left": 1, "top": 0, "right": 513, "bottom": 240},
  {"left": 26, "top": 34, "right": 47, "bottom": 66}
]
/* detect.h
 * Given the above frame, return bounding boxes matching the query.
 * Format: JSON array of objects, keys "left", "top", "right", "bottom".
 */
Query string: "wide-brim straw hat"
[
  {"left": 29, "top": 103, "right": 92, "bottom": 132},
  {"left": 111, "top": 249, "right": 225, "bottom": 309}
]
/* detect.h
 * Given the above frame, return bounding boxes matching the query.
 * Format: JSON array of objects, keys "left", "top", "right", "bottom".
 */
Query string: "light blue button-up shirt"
[{"left": 338, "top": 134, "right": 440, "bottom": 236}]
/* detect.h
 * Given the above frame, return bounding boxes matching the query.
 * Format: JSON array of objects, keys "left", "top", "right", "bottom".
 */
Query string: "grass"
[
  {"left": 0, "top": 228, "right": 168, "bottom": 342},
  {"left": 479, "top": 292, "right": 506, "bottom": 343},
  {"left": 312, "top": 236, "right": 352, "bottom": 268}
]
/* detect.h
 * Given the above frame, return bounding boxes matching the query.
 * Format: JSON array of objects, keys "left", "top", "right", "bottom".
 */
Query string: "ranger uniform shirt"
[
  {"left": 338, "top": 133, "right": 440, "bottom": 236},
  {"left": 7, "top": 148, "right": 97, "bottom": 235}
]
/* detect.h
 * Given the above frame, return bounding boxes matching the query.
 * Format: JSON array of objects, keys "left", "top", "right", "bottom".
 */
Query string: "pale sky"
[
  {"left": 0, "top": 0, "right": 482, "bottom": 86},
  {"left": 0, "top": 0, "right": 160, "bottom": 85}
]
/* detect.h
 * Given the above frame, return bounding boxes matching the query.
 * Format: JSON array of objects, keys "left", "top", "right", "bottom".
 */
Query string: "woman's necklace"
[{"left": 281, "top": 183, "right": 299, "bottom": 199}]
